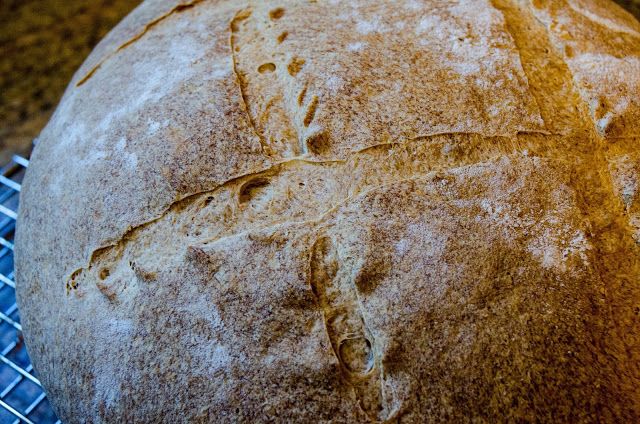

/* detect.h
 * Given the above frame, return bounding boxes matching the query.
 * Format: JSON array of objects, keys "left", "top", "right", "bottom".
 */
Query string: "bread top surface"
[{"left": 14, "top": 0, "right": 640, "bottom": 422}]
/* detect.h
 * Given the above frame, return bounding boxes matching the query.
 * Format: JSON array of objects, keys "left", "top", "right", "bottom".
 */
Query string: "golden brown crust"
[
  {"left": 530, "top": 0, "right": 640, "bottom": 137},
  {"left": 15, "top": 0, "right": 640, "bottom": 422}
]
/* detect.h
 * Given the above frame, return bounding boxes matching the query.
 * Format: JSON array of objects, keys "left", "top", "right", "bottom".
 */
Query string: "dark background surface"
[
  {"left": 617, "top": 0, "right": 640, "bottom": 17},
  {"left": 0, "top": 0, "right": 141, "bottom": 163},
  {"left": 0, "top": 0, "right": 638, "bottom": 164}
]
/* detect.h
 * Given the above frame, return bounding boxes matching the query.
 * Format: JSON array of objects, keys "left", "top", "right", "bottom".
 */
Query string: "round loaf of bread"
[{"left": 14, "top": 0, "right": 640, "bottom": 422}]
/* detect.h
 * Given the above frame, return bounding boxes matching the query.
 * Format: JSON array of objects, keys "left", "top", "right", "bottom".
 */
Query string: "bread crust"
[{"left": 15, "top": 0, "right": 640, "bottom": 422}]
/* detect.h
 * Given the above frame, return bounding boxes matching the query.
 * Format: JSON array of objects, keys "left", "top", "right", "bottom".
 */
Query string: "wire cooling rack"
[{"left": 0, "top": 155, "right": 59, "bottom": 423}]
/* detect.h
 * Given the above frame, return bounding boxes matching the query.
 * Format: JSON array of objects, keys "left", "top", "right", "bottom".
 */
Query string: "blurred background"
[
  {"left": 0, "top": 0, "right": 639, "bottom": 164},
  {"left": 0, "top": 0, "right": 141, "bottom": 164}
]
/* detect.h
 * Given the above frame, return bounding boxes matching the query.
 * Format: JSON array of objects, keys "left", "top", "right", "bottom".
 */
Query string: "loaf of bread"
[{"left": 14, "top": 0, "right": 640, "bottom": 422}]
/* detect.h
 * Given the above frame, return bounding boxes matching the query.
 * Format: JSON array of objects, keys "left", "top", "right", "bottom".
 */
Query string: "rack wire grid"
[{"left": 0, "top": 155, "right": 60, "bottom": 424}]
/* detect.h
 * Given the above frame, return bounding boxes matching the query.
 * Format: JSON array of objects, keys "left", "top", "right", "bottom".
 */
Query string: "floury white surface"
[{"left": 14, "top": 0, "right": 640, "bottom": 422}]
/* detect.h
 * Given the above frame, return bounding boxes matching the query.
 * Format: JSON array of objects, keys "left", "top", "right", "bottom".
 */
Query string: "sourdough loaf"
[{"left": 15, "top": 0, "right": 640, "bottom": 422}]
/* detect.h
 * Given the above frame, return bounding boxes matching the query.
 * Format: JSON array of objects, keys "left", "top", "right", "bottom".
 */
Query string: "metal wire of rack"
[{"left": 0, "top": 156, "right": 59, "bottom": 424}]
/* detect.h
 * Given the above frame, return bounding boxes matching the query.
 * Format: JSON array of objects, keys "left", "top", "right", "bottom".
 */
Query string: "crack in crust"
[
  {"left": 229, "top": 6, "right": 311, "bottom": 158},
  {"left": 65, "top": 130, "right": 581, "bottom": 290},
  {"left": 229, "top": 8, "right": 267, "bottom": 153},
  {"left": 309, "top": 236, "right": 399, "bottom": 422},
  {"left": 76, "top": 0, "right": 207, "bottom": 87}
]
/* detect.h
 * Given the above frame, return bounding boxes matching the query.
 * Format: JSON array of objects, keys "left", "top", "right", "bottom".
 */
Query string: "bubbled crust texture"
[{"left": 13, "top": 0, "right": 640, "bottom": 422}]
